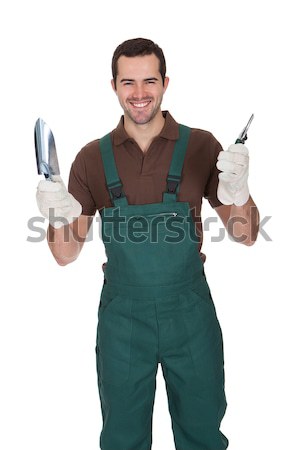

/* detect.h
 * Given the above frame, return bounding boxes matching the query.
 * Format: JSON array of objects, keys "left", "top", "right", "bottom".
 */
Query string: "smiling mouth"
[{"left": 129, "top": 100, "right": 151, "bottom": 109}]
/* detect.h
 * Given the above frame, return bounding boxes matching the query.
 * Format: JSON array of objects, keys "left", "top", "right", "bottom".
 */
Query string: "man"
[{"left": 37, "top": 38, "right": 259, "bottom": 450}]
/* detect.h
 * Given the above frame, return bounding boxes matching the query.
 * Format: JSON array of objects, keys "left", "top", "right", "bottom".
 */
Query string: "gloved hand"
[
  {"left": 36, "top": 175, "right": 82, "bottom": 229},
  {"left": 216, "top": 143, "right": 250, "bottom": 206}
]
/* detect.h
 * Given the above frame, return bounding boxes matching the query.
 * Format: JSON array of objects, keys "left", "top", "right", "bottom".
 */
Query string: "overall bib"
[{"left": 96, "top": 125, "right": 228, "bottom": 450}]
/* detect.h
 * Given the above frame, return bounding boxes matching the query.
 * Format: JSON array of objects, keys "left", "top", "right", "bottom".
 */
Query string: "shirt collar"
[{"left": 113, "top": 111, "right": 179, "bottom": 146}]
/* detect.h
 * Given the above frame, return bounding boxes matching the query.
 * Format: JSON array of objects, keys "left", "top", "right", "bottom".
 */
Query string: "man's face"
[{"left": 112, "top": 54, "right": 169, "bottom": 125}]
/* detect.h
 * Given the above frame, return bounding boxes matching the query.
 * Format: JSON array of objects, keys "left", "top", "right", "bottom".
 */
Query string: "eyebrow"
[{"left": 120, "top": 77, "right": 159, "bottom": 83}]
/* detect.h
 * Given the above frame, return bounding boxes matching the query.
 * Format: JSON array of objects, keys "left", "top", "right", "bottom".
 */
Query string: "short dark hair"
[{"left": 112, "top": 38, "right": 166, "bottom": 86}]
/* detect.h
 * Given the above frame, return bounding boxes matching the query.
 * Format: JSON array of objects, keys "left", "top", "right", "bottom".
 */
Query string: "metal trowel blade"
[{"left": 34, "top": 118, "right": 60, "bottom": 179}]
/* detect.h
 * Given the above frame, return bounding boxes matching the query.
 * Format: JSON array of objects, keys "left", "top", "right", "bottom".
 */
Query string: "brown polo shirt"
[{"left": 68, "top": 111, "right": 223, "bottom": 254}]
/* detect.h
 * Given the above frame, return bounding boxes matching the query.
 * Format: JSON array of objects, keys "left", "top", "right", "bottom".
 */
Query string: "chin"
[
  {"left": 136, "top": 109, "right": 161, "bottom": 124},
  {"left": 130, "top": 113, "right": 153, "bottom": 125}
]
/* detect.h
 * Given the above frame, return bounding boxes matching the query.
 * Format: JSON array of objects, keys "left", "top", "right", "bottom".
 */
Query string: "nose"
[{"left": 132, "top": 83, "right": 148, "bottom": 100}]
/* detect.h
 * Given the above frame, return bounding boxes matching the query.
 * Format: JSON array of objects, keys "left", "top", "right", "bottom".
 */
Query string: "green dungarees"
[{"left": 96, "top": 125, "right": 228, "bottom": 450}]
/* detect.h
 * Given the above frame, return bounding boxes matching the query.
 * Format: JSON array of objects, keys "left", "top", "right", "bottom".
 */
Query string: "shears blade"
[{"left": 236, "top": 114, "right": 254, "bottom": 144}]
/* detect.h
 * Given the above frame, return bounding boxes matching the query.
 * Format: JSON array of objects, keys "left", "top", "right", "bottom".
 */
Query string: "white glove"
[
  {"left": 216, "top": 143, "right": 250, "bottom": 206},
  {"left": 36, "top": 175, "right": 82, "bottom": 229}
]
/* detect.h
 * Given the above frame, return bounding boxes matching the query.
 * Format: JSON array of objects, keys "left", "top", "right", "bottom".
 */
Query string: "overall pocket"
[
  {"left": 96, "top": 294, "right": 133, "bottom": 387},
  {"left": 181, "top": 287, "right": 224, "bottom": 381}
]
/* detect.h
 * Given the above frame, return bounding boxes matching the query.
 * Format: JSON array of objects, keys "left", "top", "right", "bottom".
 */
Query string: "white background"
[{"left": 0, "top": 0, "right": 299, "bottom": 449}]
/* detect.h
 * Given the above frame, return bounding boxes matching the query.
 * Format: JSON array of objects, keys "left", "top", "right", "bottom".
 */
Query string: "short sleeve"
[
  {"left": 68, "top": 149, "right": 97, "bottom": 216},
  {"left": 203, "top": 135, "right": 223, "bottom": 208}
]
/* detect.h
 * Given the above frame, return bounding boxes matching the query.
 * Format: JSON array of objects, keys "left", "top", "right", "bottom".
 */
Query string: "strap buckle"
[
  {"left": 166, "top": 180, "right": 179, "bottom": 193},
  {"left": 166, "top": 174, "right": 181, "bottom": 194},
  {"left": 110, "top": 185, "right": 124, "bottom": 199}
]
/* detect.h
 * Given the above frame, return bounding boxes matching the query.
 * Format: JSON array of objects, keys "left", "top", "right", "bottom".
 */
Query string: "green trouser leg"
[
  {"left": 96, "top": 276, "right": 228, "bottom": 450},
  {"left": 96, "top": 290, "right": 158, "bottom": 450}
]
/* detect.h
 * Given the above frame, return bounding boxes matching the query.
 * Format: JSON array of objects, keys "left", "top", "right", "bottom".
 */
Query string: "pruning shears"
[{"left": 235, "top": 114, "right": 254, "bottom": 144}]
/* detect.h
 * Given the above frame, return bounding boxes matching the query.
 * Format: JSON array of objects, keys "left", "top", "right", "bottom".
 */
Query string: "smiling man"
[{"left": 36, "top": 38, "right": 259, "bottom": 450}]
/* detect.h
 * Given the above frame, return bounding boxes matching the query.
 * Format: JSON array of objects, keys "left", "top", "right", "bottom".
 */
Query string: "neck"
[{"left": 124, "top": 111, "right": 165, "bottom": 153}]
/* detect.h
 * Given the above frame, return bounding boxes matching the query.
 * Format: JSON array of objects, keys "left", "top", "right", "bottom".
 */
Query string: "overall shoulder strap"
[
  {"left": 99, "top": 133, "right": 128, "bottom": 206},
  {"left": 163, "top": 124, "right": 191, "bottom": 202}
]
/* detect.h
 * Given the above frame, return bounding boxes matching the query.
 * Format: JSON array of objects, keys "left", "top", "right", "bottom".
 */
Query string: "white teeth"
[{"left": 131, "top": 101, "right": 150, "bottom": 108}]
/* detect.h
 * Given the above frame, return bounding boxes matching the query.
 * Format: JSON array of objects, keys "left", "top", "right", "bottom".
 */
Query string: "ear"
[
  {"left": 111, "top": 79, "right": 117, "bottom": 93},
  {"left": 163, "top": 76, "right": 170, "bottom": 93}
]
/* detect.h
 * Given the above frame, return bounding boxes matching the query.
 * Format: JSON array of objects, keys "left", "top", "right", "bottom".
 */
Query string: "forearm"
[
  {"left": 227, "top": 196, "right": 259, "bottom": 245},
  {"left": 47, "top": 221, "right": 82, "bottom": 265}
]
